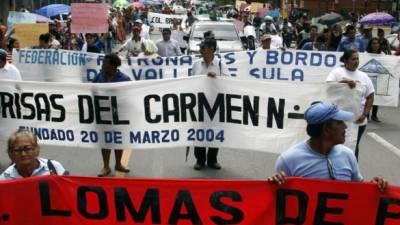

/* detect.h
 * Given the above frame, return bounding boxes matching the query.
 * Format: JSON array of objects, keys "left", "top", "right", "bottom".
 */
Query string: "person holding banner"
[
  {"left": 0, "top": 49, "right": 21, "bottom": 80},
  {"left": 118, "top": 26, "right": 143, "bottom": 57},
  {"left": 191, "top": 38, "right": 229, "bottom": 170},
  {"left": 268, "top": 102, "right": 387, "bottom": 191},
  {"left": 0, "top": 129, "right": 67, "bottom": 180},
  {"left": 157, "top": 28, "right": 182, "bottom": 57},
  {"left": 93, "top": 53, "right": 131, "bottom": 177},
  {"left": 326, "top": 49, "right": 374, "bottom": 160}
]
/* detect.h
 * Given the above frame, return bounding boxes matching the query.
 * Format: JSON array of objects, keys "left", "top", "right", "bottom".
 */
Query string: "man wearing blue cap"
[
  {"left": 268, "top": 102, "right": 387, "bottom": 191},
  {"left": 0, "top": 49, "right": 21, "bottom": 81}
]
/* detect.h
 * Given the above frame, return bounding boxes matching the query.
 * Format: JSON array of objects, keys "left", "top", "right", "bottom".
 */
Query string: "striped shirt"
[{"left": 6, "top": 51, "right": 12, "bottom": 63}]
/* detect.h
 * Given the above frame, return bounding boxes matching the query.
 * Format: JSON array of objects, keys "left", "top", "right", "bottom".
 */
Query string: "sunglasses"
[{"left": 13, "top": 145, "right": 37, "bottom": 153}]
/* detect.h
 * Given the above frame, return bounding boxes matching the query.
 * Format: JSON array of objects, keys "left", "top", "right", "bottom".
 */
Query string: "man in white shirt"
[
  {"left": 118, "top": 26, "right": 143, "bottom": 57},
  {"left": 191, "top": 38, "right": 229, "bottom": 170},
  {"left": 192, "top": 38, "right": 229, "bottom": 77},
  {"left": 0, "top": 49, "right": 22, "bottom": 80},
  {"left": 156, "top": 28, "right": 182, "bottom": 57}
]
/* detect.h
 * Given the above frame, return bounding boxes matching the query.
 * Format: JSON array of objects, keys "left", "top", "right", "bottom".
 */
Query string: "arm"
[
  {"left": 355, "top": 93, "right": 374, "bottom": 124},
  {"left": 338, "top": 79, "right": 356, "bottom": 89}
]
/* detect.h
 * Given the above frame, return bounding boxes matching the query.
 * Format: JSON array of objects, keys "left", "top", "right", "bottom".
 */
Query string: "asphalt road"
[{"left": 1, "top": 30, "right": 399, "bottom": 186}]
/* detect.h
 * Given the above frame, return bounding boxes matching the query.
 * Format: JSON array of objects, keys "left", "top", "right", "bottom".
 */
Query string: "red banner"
[{"left": 0, "top": 176, "right": 400, "bottom": 225}]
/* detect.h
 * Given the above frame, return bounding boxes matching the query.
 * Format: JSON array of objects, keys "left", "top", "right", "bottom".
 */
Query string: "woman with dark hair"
[
  {"left": 366, "top": 37, "right": 381, "bottom": 54},
  {"left": 327, "top": 24, "right": 342, "bottom": 51},
  {"left": 6, "top": 37, "right": 19, "bottom": 63},
  {"left": 366, "top": 38, "right": 383, "bottom": 122},
  {"left": 92, "top": 53, "right": 131, "bottom": 177},
  {"left": 326, "top": 49, "right": 375, "bottom": 160}
]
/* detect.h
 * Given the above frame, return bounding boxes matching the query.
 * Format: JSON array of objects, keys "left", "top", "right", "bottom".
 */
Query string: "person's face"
[
  {"left": 162, "top": 31, "right": 171, "bottom": 41},
  {"left": 310, "top": 27, "right": 318, "bottom": 38},
  {"left": 378, "top": 31, "right": 384, "bottom": 38},
  {"left": 347, "top": 29, "right": 356, "bottom": 39},
  {"left": 200, "top": 45, "right": 214, "bottom": 58},
  {"left": 365, "top": 29, "right": 372, "bottom": 37},
  {"left": 333, "top": 27, "right": 341, "bottom": 37},
  {"left": 9, "top": 136, "right": 39, "bottom": 168},
  {"left": 86, "top": 35, "right": 95, "bottom": 45},
  {"left": 13, "top": 40, "right": 20, "bottom": 50},
  {"left": 133, "top": 28, "right": 140, "bottom": 37},
  {"left": 325, "top": 120, "right": 347, "bottom": 145},
  {"left": 371, "top": 40, "right": 380, "bottom": 52},
  {"left": 314, "top": 41, "right": 322, "bottom": 49},
  {"left": 345, "top": 52, "right": 359, "bottom": 71}
]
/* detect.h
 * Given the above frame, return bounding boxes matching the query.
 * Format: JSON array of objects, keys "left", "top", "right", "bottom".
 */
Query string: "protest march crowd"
[{"left": 0, "top": 0, "right": 400, "bottom": 222}]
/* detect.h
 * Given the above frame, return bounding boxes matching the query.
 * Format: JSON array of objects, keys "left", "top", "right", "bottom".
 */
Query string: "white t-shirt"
[
  {"left": 140, "top": 24, "right": 150, "bottom": 40},
  {"left": 192, "top": 57, "right": 229, "bottom": 76},
  {"left": 121, "top": 37, "right": 143, "bottom": 57},
  {"left": 270, "top": 34, "right": 283, "bottom": 49},
  {"left": 326, "top": 67, "right": 375, "bottom": 125},
  {"left": 0, "top": 62, "right": 22, "bottom": 80},
  {"left": 171, "top": 29, "right": 187, "bottom": 49}
]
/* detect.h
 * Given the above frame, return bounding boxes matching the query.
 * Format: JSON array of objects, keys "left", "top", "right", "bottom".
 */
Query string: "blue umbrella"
[{"left": 36, "top": 4, "right": 71, "bottom": 17}]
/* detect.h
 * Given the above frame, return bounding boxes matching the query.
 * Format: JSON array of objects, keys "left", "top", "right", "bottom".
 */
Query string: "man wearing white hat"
[{"left": 134, "top": 19, "right": 150, "bottom": 40}]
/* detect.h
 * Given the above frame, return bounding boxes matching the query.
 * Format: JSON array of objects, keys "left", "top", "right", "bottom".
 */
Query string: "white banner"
[
  {"left": 148, "top": 12, "right": 186, "bottom": 28},
  {"left": 13, "top": 49, "right": 399, "bottom": 106},
  {"left": 0, "top": 77, "right": 361, "bottom": 152}
]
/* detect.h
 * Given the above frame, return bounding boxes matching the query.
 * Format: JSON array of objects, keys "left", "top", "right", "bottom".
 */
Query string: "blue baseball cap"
[{"left": 304, "top": 102, "right": 353, "bottom": 124}]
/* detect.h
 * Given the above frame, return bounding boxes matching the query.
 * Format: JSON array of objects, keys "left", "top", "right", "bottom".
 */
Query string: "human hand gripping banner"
[
  {"left": 13, "top": 49, "right": 400, "bottom": 106},
  {"left": 0, "top": 175, "right": 399, "bottom": 225},
  {"left": 0, "top": 77, "right": 361, "bottom": 151}
]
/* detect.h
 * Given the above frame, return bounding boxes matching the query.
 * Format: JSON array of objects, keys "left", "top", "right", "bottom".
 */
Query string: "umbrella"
[
  {"left": 129, "top": 2, "right": 145, "bottom": 9},
  {"left": 7, "top": 12, "right": 54, "bottom": 28},
  {"left": 36, "top": 14, "right": 54, "bottom": 23},
  {"left": 318, "top": 12, "right": 343, "bottom": 26},
  {"left": 112, "top": 0, "right": 129, "bottom": 9},
  {"left": 359, "top": 12, "right": 395, "bottom": 25},
  {"left": 36, "top": 4, "right": 71, "bottom": 17}
]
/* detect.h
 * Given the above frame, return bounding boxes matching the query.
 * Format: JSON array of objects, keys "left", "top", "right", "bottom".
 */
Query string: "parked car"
[
  {"left": 186, "top": 20, "right": 245, "bottom": 54},
  {"left": 172, "top": 5, "right": 187, "bottom": 15}
]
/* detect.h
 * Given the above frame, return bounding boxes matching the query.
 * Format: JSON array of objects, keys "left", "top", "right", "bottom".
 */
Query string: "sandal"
[
  {"left": 115, "top": 165, "right": 130, "bottom": 173},
  {"left": 98, "top": 167, "right": 111, "bottom": 177}
]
